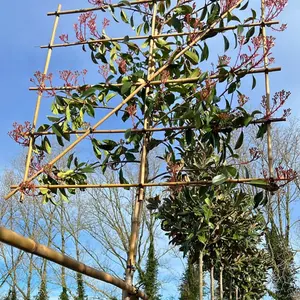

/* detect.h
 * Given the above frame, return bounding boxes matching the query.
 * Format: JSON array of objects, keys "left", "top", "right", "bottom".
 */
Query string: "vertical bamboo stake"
[
  {"left": 219, "top": 266, "right": 223, "bottom": 300},
  {"left": 210, "top": 264, "right": 215, "bottom": 300},
  {"left": 199, "top": 251, "right": 204, "bottom": 300},
  {"left": 123, "top": 1, "right": 158, "bottom": 299},
  {"left": 261, "top": 0, "right": 274, "bottom": 219},
  {"left": 21, "top": 4, "right": 62, "bottom": 201}
]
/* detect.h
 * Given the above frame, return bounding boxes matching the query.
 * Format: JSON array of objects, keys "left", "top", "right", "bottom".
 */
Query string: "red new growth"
[{"left": 8, "top": 122, "right": 32, "bottom": 147}]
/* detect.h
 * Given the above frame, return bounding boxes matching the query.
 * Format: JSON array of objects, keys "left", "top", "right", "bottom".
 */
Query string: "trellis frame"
[{"left": 1, "top": 0, "right": 283, "bottom": 299}]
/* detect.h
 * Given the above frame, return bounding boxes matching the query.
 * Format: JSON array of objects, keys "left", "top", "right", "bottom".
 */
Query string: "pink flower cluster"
[
  {"left": 234, "top": 36, "right": 275, "bottom": 69},
  {"left": 8, "top": 122, "right": 32, "bottom": 146},
  {"left": 261, "top": 90, "right": 291, "bottom": 119},
  {"left": 220, "top": 0, "right": 240, "bottom": 13},
  {"left": 265, "top": 0, "right": 288, "bottom": 21},
  {"left": 275, "top": 165, "right": 297, "bottom": 182},
  {"left": 88, "top": 0, "right": 111, "bottom": 7},
  {"left": 30, "top": 71, "right": 56, "bottom": 96},
  {"left": 59, "top": 69, "right": 87, "bottom": 87}
]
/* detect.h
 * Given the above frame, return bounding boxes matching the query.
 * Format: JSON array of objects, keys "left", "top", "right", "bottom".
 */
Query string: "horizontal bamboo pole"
[
  {"left": 32, "top": 117, "right": 286, "bottom": 136},
  {"left": 29, "top": 66, "right": 281, "bottom": 91},
  {"left": 10, "top": 178, "right": 271, "bottom": 190},
  {"left": 40, "top": 21, "right": 279, "bottom": 49},
  {"left": 0, "top": 227, "right": 148, "bottom": 299},
  {"left": 47, "top": 0, "right": 165, "bottom": 16}
]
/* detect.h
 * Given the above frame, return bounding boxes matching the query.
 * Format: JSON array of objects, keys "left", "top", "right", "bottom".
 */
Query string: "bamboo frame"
[
  {"left": 20, "top": 4, "right": 61, "bottom": 202},
  {"left": 29, "top": 66, "right": 281, "bottom": 91},
  {"left": 47, "top": 0, "right": 165, "bottom": 16},
  {"left": 0, "top": 227, "right": 148, "bottom": 299},
  {"left": 32, "top": 117, "right": 286, "bottom": 136},
  {"left": 5, "top": 0, "right": 244, "bottom": 201},
  {"left": 40, "top": 21, "right": 279, "bottom": 49}
]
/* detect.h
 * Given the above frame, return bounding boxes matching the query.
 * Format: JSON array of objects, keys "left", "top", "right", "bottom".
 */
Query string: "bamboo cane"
[
  {"left": 5, "top": 0, "right": 244, "bottom": 200},
  {"left": 199, "top": 251, "right": 204, "bottom": 300},
  {"left": 40, "top": 21, "right": 279, "bottom": 49},
  {"left": 10, "top": 177, "right": 274, "bottom": 190},
  {"left": 29, "top": 66, "right": 281, "bottom": 91},
  {"left": 20, "top": 4, "right": 61, "bottom": 202},
  {"left": 261, "top": 0, "right": 275, "bottom": 225},
  {"left": 261, "top": 0, "right": 274, "bottom": 177},
  {"left": 0, "top": 227, "right": 148, "bottom": 299},
  {"left": 32, "top": 117, "right": 286, "bottom": 136},
  {"left": 124, "top": 3, "right": 158, "bottom": 299},
  {"left": 47, "top": 0, "right": 165, "bottom": 16}
]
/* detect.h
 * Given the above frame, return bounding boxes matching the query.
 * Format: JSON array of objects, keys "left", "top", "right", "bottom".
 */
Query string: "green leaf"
[
  {"left": 121, "top": 81, "right": 132, "bottom": 94},
  {"left": 184, "top": 50, "right": 199, "bottom": 65},
  {"left": 120, "top": 9, "right": 129, "bottom": 23},
  {"left": 52, "top": 124, "right": 64, "bottom": 137},
  {"left": 254, "top": 191, "right": 264, "bottom": 209},
  {"left": 67, "top": 153, "right": 74, "bottom": 169},
  {"left": 252, "top": 75, "right": 256, "bottom": 89},
  {"left": 235, "top": 131, "right": 244, "bottom": 149},
  {"left": 223, "top": 35, "right": 230, "bottom": 52},
  {"left": 119, "top": 169, "right": 130, "bottom": 189},
  {"left": 43, "top": 136, "right": 52, "bottom": 154},
  {"left": 185, "top": 128, "right": 193, "bottom": 145},
  {"left": 212, "top": 174, "right": 228, "bottom": 185}
]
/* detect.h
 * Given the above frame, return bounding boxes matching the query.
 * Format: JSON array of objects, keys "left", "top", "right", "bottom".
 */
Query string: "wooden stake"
[
  {"left": 40, "top": 21, "right": 279, "bottom": 49},
  {"left": 124, "top": 1, "right": 158, "bottom": 298},
  {"left": 5, "top": 0, "right": 243, "bottom": 200},
  {"left": 20, "top": 4, "right": 61, "bottom": 202},
  {"left": 261, "top": 0, "right": 274, "bottom": 177},
  {"left": 0, "top": 227, "right": 148, "bottom": 299}
]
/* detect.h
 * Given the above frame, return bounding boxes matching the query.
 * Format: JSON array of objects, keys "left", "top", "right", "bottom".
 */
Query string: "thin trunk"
[
  {"left": 199, "top": 251, "right": 203, "bottom": 300},
  {"left": 61, "top": 203, "right": 67, "bottom": 292},
  {"left": 219, "top": 266, "right": 223, "bottom": 300},
  {"left": 229, "top": 279, "right": 233, "bottom": 300},
  {"left": 26, "top": 253, "right": 34, "bottom": 300},
  {"left": 277, "top": 192, "right": 283, "bottom": 236},
  {"left": 235, "top": 286, "right": 239, "bottom": 300},
  {"left": 210, "top": 264, "right": 214, "bottom": 300}
]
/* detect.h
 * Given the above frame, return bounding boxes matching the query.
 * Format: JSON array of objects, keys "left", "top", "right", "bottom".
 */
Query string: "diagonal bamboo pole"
[
  {"left": 5, "top": 0, "right": 244, "bottom": 201},
  {"left": 123, "top": 2, "right": 158, "bottom": 298},
  {"left": 29, "top": 66, "right": 282, "bottom": 91},
  {"left": 20, "top": 4, "right": 62, "bottom": 202},
  {"left": 40, "top": 21, "right": 279, "bottom": 49},
  {"left": 0, "top": 227, "right": 148, "bottom": 299},
  {"left": 47, "top": 0, "right": 165, "bottom": 16}
]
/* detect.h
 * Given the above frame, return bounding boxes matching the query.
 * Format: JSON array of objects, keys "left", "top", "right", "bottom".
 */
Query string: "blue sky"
[{"left": 0, "top": 0, "right": 299, "bottom": 298}]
